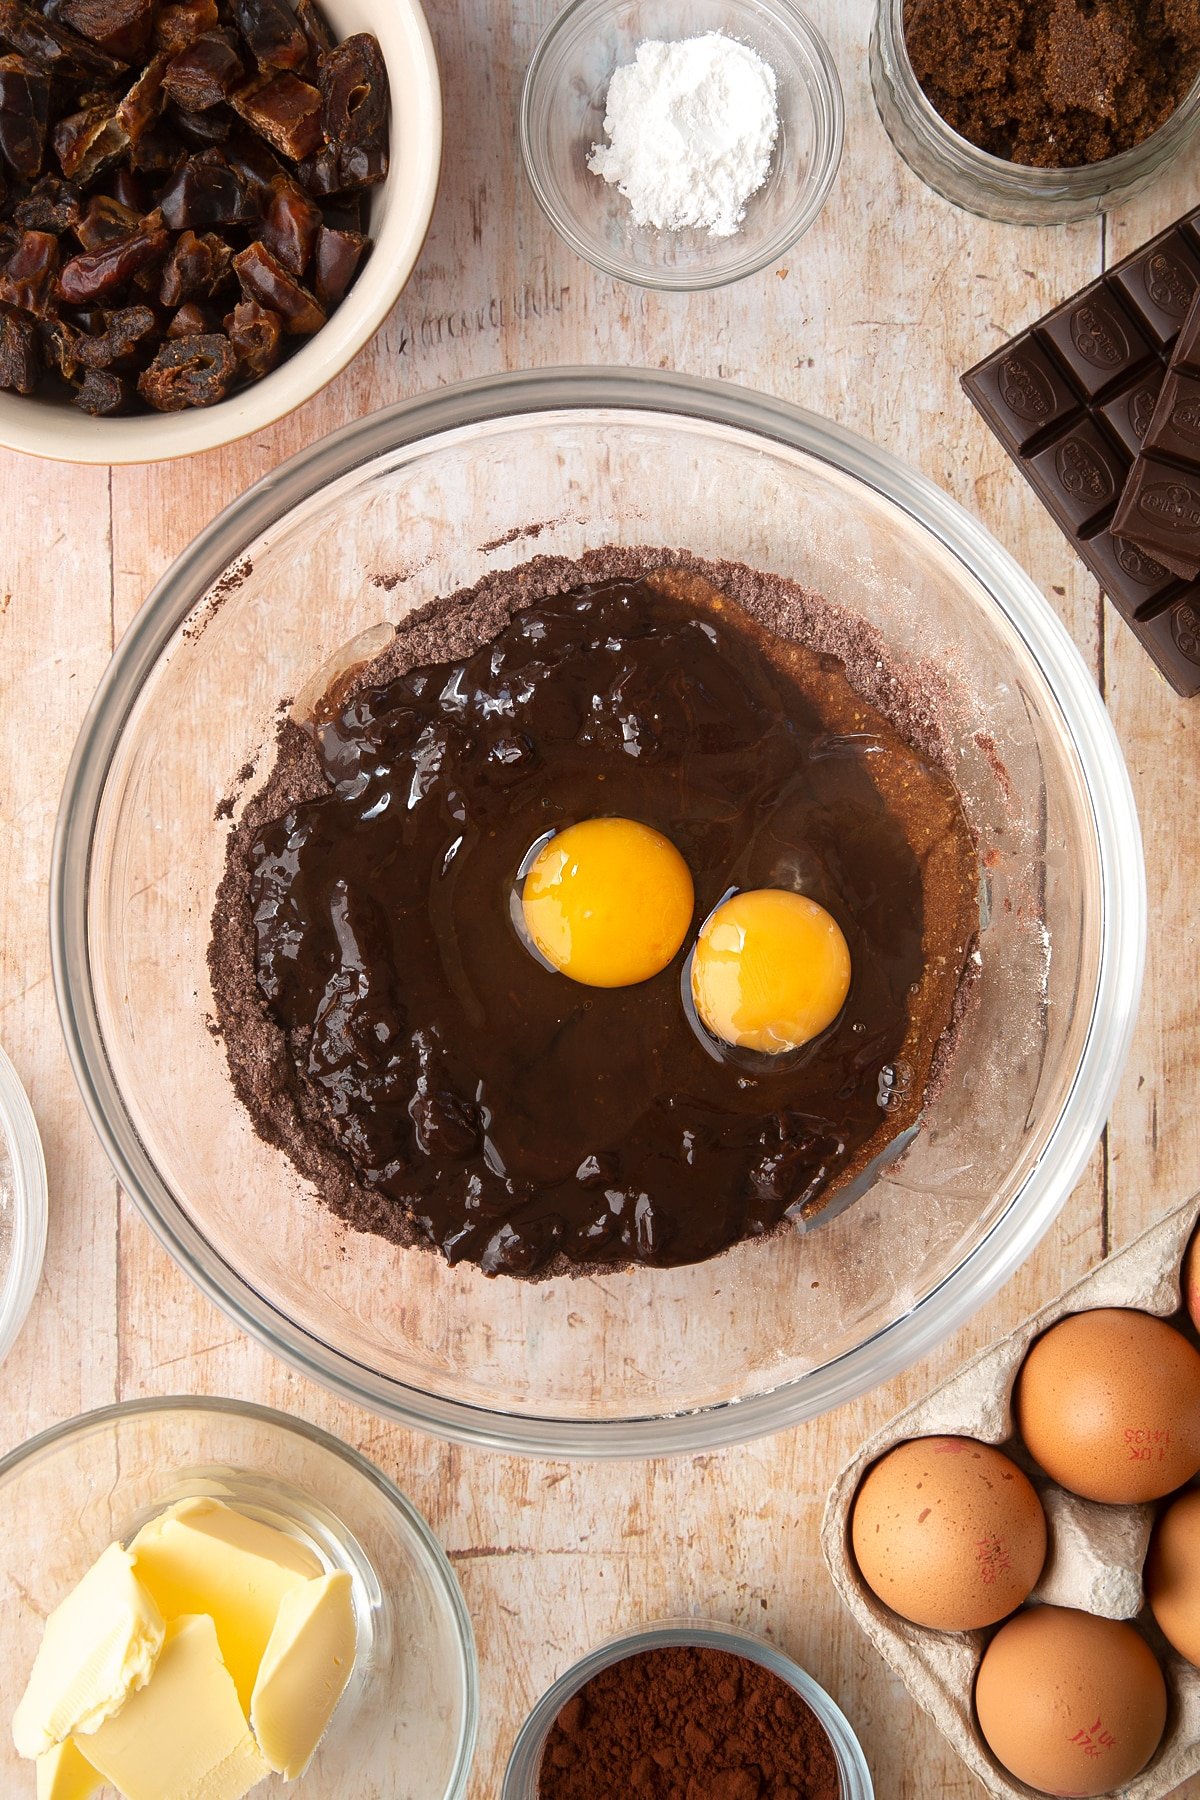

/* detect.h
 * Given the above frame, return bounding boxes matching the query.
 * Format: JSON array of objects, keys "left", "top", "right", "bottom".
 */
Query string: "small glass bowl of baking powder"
[
  {"left": 521, "top": 0, "right": 843, "bottom": 289},
  {"left": 502, "top": 1618, "right": 874, "bottom": 1797}
]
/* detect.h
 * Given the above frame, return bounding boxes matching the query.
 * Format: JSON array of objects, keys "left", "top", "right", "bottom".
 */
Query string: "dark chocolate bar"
[
  {"left": 962, "top": 211, "right": 1200, "bottom": 697},
  {"left": 1111, "top": 289, "right": 1200, "bottom": 580}
]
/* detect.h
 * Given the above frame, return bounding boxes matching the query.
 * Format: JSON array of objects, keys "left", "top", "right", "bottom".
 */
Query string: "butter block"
[
  {"left": 36, "top": 1739, "right": 103, "bottom": 1800},
  {"left": 13, "top": 1544, "right": 166, "bottom": 1759},
  {"left": 131, "top": 1498, "right": 321, "bottom": 1711},
  {"left": 83, "top": 1613, "right": 269, "bottom": 1800},
  {"left": 250, "top": 1572, "right": 356, "bottom": 1778}
]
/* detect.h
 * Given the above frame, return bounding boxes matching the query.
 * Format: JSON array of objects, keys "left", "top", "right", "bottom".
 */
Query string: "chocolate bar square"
[
  {"left": 962, "top": 206, "right": 1200, "bottom": 696},
  {"left": 964, "top": 339, "right": 1078, "bottom": 453},
  {"left": 1029, "top": 420, "right": 1126, "bottom": 533},
  {"left": 1112, "top": 289, "right": 1200, "bottom": 581},
  {"left": 1099, "top": 373, "right": 1162, "bottom": 460},
  {"left": 1112, "top": 239, "right": 1200, "bottom": 347},
  {"left": 1039, "top": 288, "right": 1154, "bottom": 399},
  {"left": 1079, "top": 530, "right": 1177, "bottom": 612},
  {"left": 1115, "top": 459, "right": 1200, "bottom": 579}
]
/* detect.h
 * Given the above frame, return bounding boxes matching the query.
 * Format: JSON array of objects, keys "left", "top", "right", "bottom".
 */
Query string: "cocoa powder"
[
  {"left": 536, "top": 1646, "right": 841, "bottom": 1800},
  {"left": 904, "top": 0, "right": 1200, "bottom": 169}
]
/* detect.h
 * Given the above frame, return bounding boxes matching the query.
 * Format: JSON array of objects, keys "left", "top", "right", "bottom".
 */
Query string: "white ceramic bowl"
[{"left": 0, "top": 0, "right": 441, "bottom": 465}]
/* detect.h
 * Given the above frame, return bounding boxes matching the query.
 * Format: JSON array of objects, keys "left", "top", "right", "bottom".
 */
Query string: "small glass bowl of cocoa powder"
[
  {"left": 871, "top": 0, "right": 1200, "bottom": 224},
  {"left": 501, "top": 1619, "right": 873, "bottom": 1799}
]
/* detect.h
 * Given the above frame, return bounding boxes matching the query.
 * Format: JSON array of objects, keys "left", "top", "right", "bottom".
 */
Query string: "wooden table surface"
[{"left": 2, "top": 1, "right": 1197, "bottom": 1794}]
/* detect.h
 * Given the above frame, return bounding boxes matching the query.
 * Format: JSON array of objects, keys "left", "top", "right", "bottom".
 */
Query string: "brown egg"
[
  {"left": 1147, "top": 1486, "right": 1200, "bottom": 1666},
  {"left": 1185, "top": 1229, "right": 1200, "bottom": 1336},
  {"left": 976, "top": 1606, "right": 1167, "bottom": 1796},
  {"left": 850, "top": 1436, "right": 1047, "bottom": 1631},
  {"left": 1014, "top": 1307, "right": 1200, "bottom": 1504}
]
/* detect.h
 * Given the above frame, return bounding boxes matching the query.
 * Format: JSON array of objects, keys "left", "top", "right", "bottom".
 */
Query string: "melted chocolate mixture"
[{"left": 232, "top": 574, "right": 976, "bottom": 1277}]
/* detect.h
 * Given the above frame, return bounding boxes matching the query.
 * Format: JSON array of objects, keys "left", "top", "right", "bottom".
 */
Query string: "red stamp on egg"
[
  {"left": 975, "top": 1535, "right": 1012, "bottom": 1585},
  {"left": 1124, "top": 1424, "right": 1171, "bottom": 1461},
  {"left": 1069, "top": 1717, "right": 1117, "bottom": 1759}
]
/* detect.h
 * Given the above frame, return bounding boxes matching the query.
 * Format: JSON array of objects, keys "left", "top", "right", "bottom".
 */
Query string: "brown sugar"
[{"left": 904, "top": 0, "right": 1200, "bottom": 168}]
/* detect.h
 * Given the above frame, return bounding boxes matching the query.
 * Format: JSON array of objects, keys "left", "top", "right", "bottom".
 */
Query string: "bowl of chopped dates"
[{"left": 0, "top": 0, "right": 441, "bottom": 460}]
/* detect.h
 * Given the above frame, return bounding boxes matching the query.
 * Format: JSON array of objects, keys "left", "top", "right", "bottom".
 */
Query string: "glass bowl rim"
[
  {"left": 501, "top": 1617, "right": 873, "bottom": 1798},
  {"left": 518, "top": 0, "right": 845, "bottom": 290},
  {"left": 0, "top": 1041, "right": 47, "bottom": 1370},
  {"left": 0, "top": 1392, "right": 479, "bottom": 1800},
  {"left": 50, "top": 365, "right": 1147, "bottom": 1458},
  {"left": 871, "top": 0, "right": 1200, "bottom": 212}
]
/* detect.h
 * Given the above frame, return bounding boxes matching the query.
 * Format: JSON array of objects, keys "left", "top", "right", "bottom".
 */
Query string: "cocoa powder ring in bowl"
[{"left": 0, "top": 0, "right": 441, "bottom": 465}]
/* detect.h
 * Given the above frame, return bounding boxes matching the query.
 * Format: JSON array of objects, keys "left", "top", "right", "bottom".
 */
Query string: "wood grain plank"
[
  {"left": 1102, "top": 164, "right": 1200, "bottom": 1263},
  {"left": 0, "top": 452, "right": 118, "bottom": 1440}
]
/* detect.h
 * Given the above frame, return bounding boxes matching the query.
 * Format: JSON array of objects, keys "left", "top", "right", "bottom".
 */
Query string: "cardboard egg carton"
[{"left": 821, "top": 1192, "right": 1200, "bottom": 1799}]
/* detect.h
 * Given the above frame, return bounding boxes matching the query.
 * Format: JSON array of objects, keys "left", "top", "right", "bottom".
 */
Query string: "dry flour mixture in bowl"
[{"left": 52, "top": 370, "right": 1144, "bottom": 1455}]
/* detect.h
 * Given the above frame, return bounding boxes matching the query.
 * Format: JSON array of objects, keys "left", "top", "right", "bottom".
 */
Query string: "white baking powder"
[{"left": 587, "top": 32, "right": 780, "bottom": 239}]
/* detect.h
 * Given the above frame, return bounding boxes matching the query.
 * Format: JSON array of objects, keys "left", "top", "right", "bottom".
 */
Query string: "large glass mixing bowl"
[{"left": 52, "top": 370, "right": 1145, "bottom": 1456}]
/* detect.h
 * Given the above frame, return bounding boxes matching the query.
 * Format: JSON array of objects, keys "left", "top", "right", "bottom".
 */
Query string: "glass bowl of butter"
[{"left": 0, "top": 1397, "right": 477, "bottom": 1800}]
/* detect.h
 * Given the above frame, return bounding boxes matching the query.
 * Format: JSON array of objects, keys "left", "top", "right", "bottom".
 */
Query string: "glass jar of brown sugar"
[
  {"left": 871, "top": 0, "right": 1200, "bottom": 224},
  {"left": 502, "top": 1621, "right": 873, "bottom": 1799}
]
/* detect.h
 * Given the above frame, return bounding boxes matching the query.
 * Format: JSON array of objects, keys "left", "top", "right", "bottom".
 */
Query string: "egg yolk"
[
  {"left": 691, "top": 888, "right": 851, "bottom": 1054},
  {"left": 521, "top": 818, "right": 695, "bottom": 988}
]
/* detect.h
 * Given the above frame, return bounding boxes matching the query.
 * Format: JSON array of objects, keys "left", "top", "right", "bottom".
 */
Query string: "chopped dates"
[
  {"left": 55, "top": 0, "right": 155, "bottom": 62},
  {"left": 0, "top": 296, "right": 38, "bottom": 385},
  {"left": 230, "top": 69, "right": 321, "bottom": 160},
  {"left": 0, "top": 1, "right": 128, "bottom": 82},
  {"left": 153, "top": 0, "right": 217, "bottom": 55},
  {"left": 74, "top": 299, "right": 156, "bottom": 365},
  {"left": 52, "top": 100, "right": 130, "bottom": 183},
  {"left": 0, "top": 223, "right": 57, "bottom": 309},
  {"left": 161, "top": 28, "right": 241, "bottom": 109},
  {"left": 135, "top": 323, "right": 233, "bottom": 405},
  {"left": 55, "top": 217, "right": 168, "bottom": 301},
  {"left": 0, "top": 54, "right": 50, "bottom": 181},
  {"left": 74, "top": 190, "right": 139, "bottom": 247},
  {"left": 231, "top": 0, "right": 303, "bottom": 71},
  {"left": 158, "top": 222, "right": 228, "bottom": 298},
  {"left": 232, "top": 235, "right": 320, "bottom": 329},
  {"left": 0, "top": 0, "right": 384, "bottom": 410},
  {"left": 12, "top": 173, "right": 82, "bottom": 231},
  {"left": 311, "top": 218, "right": 360, "bottom": 307},
  {"left": 75, "top": 361, "right": 126, "bottom": 408},
  {"left": 317, "top": 35, "right": 386, "bottom": 189},
  {"left": 259, "top": 167, "right": 316, "bottom": 271},
  {"left": 164, "top": 293, "right": 204, "bottom": 330},
  {"left": 223, "top": 291, "right": 276, "bottom": 371}
]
